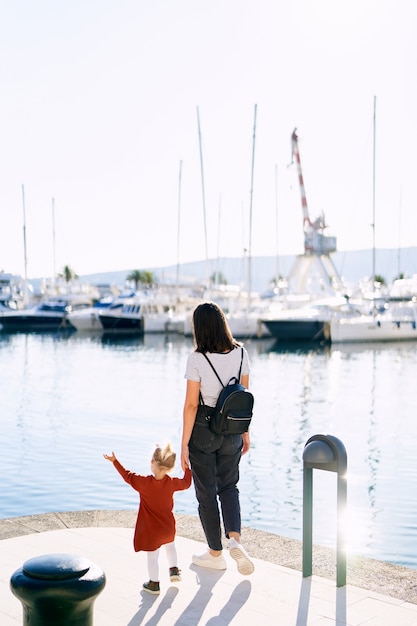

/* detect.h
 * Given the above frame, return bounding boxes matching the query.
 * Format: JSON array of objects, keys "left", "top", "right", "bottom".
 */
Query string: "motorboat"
[
  {"left": 141, "top": 301, "right": 186, "bottom": 333},
  {"left": 0, "top": 298, "right": 91, "bottom": 332},
  {"left": 330, "top": 301, "right": 417, "bottom": 343},
  {"left": 66, "top": 294, "right": 131, "bottom": 331},
  {"left": 66, "top": 302, "right": 107, "bottom": 331},
  {"left": 260, "top": 297, "right": 360, "bottom": 343},
  {"left": 98, "top": 297, "right": 144, "bottom": 332},
  {"left": 70, "top": 288, "right": 197, "bottom": 334},
  {"left": 226, "top": 307, "right": 272, "bottom": 339},
  {"left": 327, "top": 99, "right": 417, "bottom": 344},
  {"left": 261, "top": 307, "right": 331, "bottom": 342}
]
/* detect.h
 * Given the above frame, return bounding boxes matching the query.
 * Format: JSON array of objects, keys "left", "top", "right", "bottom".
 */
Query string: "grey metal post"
[{"left": 302, "top": 434, "right": 347, "bottom": 587}]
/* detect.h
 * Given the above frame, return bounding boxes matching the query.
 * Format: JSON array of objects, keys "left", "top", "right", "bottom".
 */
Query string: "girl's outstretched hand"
[{"left": 103, "top": 452, "right": 116, "bottom": 463}]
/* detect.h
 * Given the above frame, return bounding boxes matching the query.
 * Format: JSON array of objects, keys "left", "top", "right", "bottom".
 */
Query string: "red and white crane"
[
  {"left": 286, "top": 129, "right": 343, "bottom": 296},
  {"left": 291, "top": 128, "right": 336, "bottom": 255}
]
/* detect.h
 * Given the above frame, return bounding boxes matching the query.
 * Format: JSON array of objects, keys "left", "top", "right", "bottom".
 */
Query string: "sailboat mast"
[
  {"left": 248, "top": 103, "right": 257, "bottom": 303},
  {"left": 52, "top": 197, "right": 56, "bottom": 283},
  {"left": 176, "top": 160, "right": 182, "bottom": 299},
  {"left": 372, "top": 96, "right": 376, "bottom": 290},
  {"left": 275, "top": 163, "right": 280, "bottom": 289},
  {"left": 397, "top": 186, "right": 402, "bottom": 278},
  {"left": 196, "top": 106, "right": 209, "bottom": 285},
  {"left": 215, "top": 193, "right": 221, "bottom": 285},
  {"left": 21, "top": 184, "right": 29, "bottom": 307}
]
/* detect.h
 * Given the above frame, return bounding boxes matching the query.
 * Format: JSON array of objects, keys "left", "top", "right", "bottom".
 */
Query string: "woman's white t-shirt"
[{"left": 184, "top": 346, "right": 250, "bottom": 407}]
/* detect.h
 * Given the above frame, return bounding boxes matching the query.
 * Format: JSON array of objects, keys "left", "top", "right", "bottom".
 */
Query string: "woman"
[{"left": 181, "top": 301, "right": 254, "bottom": 575}]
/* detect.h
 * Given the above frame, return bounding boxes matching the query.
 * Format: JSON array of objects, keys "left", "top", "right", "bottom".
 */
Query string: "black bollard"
[{"left": 10, "top": 553, "right": 106, "bottom": 626}]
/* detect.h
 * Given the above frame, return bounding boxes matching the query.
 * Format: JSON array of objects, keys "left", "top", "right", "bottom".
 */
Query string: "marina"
[
  {"left": 1, "top": 330, "right": 417, "bottom": 571},
  {"left": 2, "top": 119, "right": 417, "bottom": 343}
]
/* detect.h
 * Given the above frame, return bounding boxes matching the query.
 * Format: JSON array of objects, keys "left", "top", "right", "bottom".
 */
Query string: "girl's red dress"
[{"left": 114, "top": 460, "right": 192, "bottom": 552}]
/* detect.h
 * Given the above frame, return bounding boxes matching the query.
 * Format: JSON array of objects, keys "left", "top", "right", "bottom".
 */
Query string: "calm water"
[{"left": 1, "top": 329, "right": 417, "bottom": 569}]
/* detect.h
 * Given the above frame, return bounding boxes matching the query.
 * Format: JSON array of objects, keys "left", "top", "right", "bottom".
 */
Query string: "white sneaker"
[
  {"left": 229, "top": 538, "right": 254, "bottom": 575},
  {"left": 192, "top": 550, "right": 227, "bottom": 570}
]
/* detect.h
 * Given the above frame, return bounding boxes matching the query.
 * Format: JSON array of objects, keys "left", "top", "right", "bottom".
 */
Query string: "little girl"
[{"left": 104, "top": 443, "right": 192, "bottom": 595}]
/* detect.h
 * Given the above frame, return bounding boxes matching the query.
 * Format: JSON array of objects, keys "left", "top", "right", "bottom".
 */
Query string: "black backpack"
[{"left": 200, "top": 348, "right": 254, "bottom": 435}]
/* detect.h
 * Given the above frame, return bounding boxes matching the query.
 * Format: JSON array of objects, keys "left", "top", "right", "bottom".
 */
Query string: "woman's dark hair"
[{"left": 192, "top": 301, "right": 239, "bottom": 353}]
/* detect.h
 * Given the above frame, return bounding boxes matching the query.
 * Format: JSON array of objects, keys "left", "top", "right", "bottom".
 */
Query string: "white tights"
[{"left": 147, "top": 541, "right": 177, "bottom": 582}]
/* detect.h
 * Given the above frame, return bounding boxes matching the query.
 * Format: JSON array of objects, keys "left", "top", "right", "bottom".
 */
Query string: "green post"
[
  {"left": 302, "top": 434, "right": 347, "bottom": 587},
  {"left": 303, "top": 465, "right": 313, "bottom": 578}
]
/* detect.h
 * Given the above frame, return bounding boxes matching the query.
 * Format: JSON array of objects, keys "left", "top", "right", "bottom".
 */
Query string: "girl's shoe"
[
  {"left": 169, "top": 567, "right": 182, "bottom": 582},
  {"left": 143, "top": 580, "right": 160, "bottom": 595}
]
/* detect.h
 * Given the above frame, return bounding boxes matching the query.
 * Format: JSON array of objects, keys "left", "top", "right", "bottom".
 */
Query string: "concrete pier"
[{"left": 1, "top": 511, "right": 416, "bottom": 624}]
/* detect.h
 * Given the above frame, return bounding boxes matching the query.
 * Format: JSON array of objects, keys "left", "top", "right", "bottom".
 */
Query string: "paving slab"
[{"left": 1, "top": 512, "right": 416, "bottom": 625}]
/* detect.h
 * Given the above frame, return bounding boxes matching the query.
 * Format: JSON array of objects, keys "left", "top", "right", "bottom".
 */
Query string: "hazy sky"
[{"left": 1, "top": 0, "right": 416, "bottom": 279}]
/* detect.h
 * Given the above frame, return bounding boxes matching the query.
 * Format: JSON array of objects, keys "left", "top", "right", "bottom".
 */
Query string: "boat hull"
[
  {"left": 262, "top": 319, "right": 330, "bottom": 342},
  {"left": 330, "top": 317, "right": 417, "bottom": 343},
  {"left": 0, "top": 312, "right": 70, "bottom": 332},
  {"left": 99, "top": 314, "right": 144, "bottom": 332},
  {"left": 67, "top": 308, "right": 103, "bottom": 331}
]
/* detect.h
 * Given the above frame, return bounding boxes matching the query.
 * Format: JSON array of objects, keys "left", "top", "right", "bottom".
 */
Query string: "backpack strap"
[
  {"left": 202, "top": 353, "right": 225, "bottom": 388},
  {"left": 237, "top": 347, "right": 244, "bottom": 381},
  {"left": 202, "top": 347, "right": 244, "bottom": 389}
]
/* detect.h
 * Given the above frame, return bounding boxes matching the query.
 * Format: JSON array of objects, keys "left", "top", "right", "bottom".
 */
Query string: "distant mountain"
[{"left": 77, "top": 247, "right": 417, "bottom": 293}]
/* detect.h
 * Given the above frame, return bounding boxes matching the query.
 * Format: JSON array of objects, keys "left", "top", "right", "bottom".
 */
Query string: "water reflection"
[
  {"left": 0, "top": 327, "right": 77, "bottom": 339},
  {"left": 101, "top": 332, "right": 145, "bottom": 347},
  {"left": 266, "top": 339, "right": 329, "bottom": 355},
  {"left": 1, "top": 331, "right": 417, "bottom": 568},
  {"left": 367, "top": 351, "right": 380, "bottom": 511},
  {"left": 330, "top": 340, "right": 417, "bottom": 355}
]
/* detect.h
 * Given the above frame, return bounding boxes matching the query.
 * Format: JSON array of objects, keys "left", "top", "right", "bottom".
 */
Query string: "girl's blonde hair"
[{"left": 152, "top": 443, "right": 176, "bottom": 470}]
